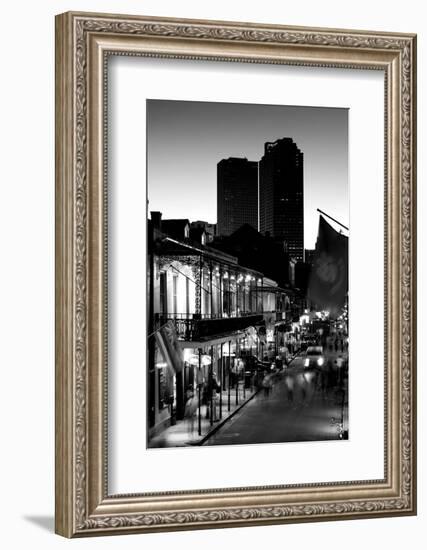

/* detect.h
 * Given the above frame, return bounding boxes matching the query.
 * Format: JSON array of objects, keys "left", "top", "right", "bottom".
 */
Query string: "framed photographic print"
[{"left": 55, "top": 12, "right": 417, "bottom": 537}]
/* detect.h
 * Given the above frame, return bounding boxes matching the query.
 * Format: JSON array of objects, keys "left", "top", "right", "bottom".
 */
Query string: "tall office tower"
[
  {"left": 304, "top": 248, "right": 315, "bottom": 265},
  {"left": 217, "top": 157, "right": 258, "bottom": 236},
  {"left": 259, "top": 138, "right": 304, "bottom": 261}
]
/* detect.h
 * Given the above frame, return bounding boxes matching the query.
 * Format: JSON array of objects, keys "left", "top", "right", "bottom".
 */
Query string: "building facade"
[
  {"left": 217, "top": 157, "right": 258, "bottom": 236},
  {"left": 259, "top": 138, "right": 304, "bottom": 261},
  {"left": 147, "top": 212, "right": 295, "bottom": 444},
  {"left": 191, "top": 220, "right": 217, "bottom": 242},
  {"left": 211, "top": 223, "right": 293, "bottom": 288},
  {"left": 304, "top": 248, "right": 315, "bottom": 265}
]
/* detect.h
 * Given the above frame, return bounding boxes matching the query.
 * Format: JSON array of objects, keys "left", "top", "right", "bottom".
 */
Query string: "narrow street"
[{"left": 203, "top": 361, "right": 348, "bottom": 446}]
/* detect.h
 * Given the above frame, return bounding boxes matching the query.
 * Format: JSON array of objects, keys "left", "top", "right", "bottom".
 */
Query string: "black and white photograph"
[
  {"left": 1, "top": 0, "right": 419, "bottom": 545},
  {"left": 147, "top": 99, "right": 349, "bottom": 449}
]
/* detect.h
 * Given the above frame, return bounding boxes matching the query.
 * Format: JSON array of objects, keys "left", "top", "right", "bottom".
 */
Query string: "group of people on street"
[
  {"left": 182, "top": 350, "right": 348, "bottom": 435},
  {"left": 283, "top": 355, "right": 347, "bottom": 408}
]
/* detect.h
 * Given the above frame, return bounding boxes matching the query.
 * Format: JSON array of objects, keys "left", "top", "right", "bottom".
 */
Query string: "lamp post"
[
  {"left": 236, "top": 278, "right": 239, "bottom": 316},
  {"left": 209, "top": 345, "right": 214, "bottom": 426},
  {"left": 219, "top": 342, "right": 223, "bottom": 419},
  {"left": 219, "top": 268, "right": 223, "bottom": 317},
  {"left": 235, "top": 353, "right": 238, "bottom": 406},
  {"left": 228, "top": 340, "right": 231, "bottom": 412},
  {"left": 198, "top": 348, "right": 202, "bottom": 436},
  {"left": 209, "top": 264, "right": 213, "bottom": 317}
]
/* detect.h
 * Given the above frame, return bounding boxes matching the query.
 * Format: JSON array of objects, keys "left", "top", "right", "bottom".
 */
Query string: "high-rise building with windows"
[
  {"left": 259, "top": 138, "right": 304, "bottom": 261},
  {"left": 304, "top": 248, "right": 315, "bottom": 265},
  {"left": 217, "top": 157, "right": 258, "bottom": 236}
]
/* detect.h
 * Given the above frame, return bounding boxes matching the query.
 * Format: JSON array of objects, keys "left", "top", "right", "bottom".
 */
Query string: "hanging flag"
[
  {"left": 307, "top": 215, "right": 348, "bottom": 315},
  {"left": 154, "top": 320, "right": 183, "bottom": 375}
]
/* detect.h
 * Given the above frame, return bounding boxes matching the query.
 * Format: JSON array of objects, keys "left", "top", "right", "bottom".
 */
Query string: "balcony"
[{"left": 156, "top": 312, "right": 265, "bottom": 342}]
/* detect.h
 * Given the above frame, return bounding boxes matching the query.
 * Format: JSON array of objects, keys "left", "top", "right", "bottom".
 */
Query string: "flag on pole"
[
  {"left": 154, "top": 320, "right": 183, "bottom": 375},
  {"left": 307, "top": 215, "right": 348, "bottom": 315}
]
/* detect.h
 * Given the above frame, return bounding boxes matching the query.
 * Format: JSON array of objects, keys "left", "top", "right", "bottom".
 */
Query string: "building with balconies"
[{"left": 147, "top": 212, "right": 293, "bottom": 442}]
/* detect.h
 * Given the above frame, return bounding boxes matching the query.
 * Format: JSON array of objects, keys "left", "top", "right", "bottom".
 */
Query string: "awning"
[
  {"left": 179, "top": 330, "right": 247, "bottom": 348},
  {"left": 155, "top": 320, "right": 183, "bottom": 374}
]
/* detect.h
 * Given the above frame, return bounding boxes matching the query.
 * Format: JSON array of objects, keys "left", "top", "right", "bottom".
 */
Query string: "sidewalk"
[{"left": 148, "top": 385, "right": 259, "bottom": 448}]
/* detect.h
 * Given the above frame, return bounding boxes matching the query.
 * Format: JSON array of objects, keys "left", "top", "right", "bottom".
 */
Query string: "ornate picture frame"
[{"left": 55, "top": 11, "right": 416, "bottom": 537}]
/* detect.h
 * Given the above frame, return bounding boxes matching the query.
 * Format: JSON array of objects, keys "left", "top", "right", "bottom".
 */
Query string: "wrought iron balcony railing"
[{"left": 155, "top": 312, "right": 265, "bottom": 341}]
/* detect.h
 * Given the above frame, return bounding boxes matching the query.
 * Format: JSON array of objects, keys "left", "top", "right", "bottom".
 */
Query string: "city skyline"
[
  {"left": 147, "top": 99, "right": 349, "bottom": 450},
  {"left": 147, "top": 99, "right": 348, "bottom": 249}
]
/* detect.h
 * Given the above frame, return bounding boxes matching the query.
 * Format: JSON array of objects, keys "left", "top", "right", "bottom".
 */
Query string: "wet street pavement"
[{"left": 203, "top": 361, "right": 348, "bottom": 446}]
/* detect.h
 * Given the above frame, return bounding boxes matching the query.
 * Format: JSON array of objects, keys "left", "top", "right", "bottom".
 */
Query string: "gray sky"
[{"left": 147, "top": 100, "right": 348, "bottom": 249}]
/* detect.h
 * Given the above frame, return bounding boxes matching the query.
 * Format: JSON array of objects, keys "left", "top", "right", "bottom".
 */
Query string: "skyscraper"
[
  {"left": 259, "top": 138, "right": 304, "bottom": 261},
  {"left": 217, "top": 157, "right": 258, "bottom": 236}
]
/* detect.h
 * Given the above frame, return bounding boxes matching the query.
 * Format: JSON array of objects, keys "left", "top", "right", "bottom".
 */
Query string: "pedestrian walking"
[
  {"left": 184, "top": 386, "right": 198, "bottom": 436},
  {"left": 205, "top": 372, "right": 221, "bottom": 420},
  {"left": 302, "top": 368, "right": 317, "bottom": 405},
  {"left": 185, "top": 385, "right": 193, "bottom": 402},
  {"left": 262, "top": 373, "right": 272, "bottom": 398},
  {"left": 284, "top": 371, "right": 295, "bottom": 404},
  {"left": 211, "top": 371, "right": 221, "bottom": 421},
  {"left": 336, "top": 355, "right": 344, "bottom": 387},
  {"left": 323, "top": 358, "right": 333, "bottom": 397}
]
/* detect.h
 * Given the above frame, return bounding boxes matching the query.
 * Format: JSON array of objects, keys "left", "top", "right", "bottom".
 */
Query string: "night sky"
[{"left": 147, "top": 99, "right": 348, "bottom": 249}]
